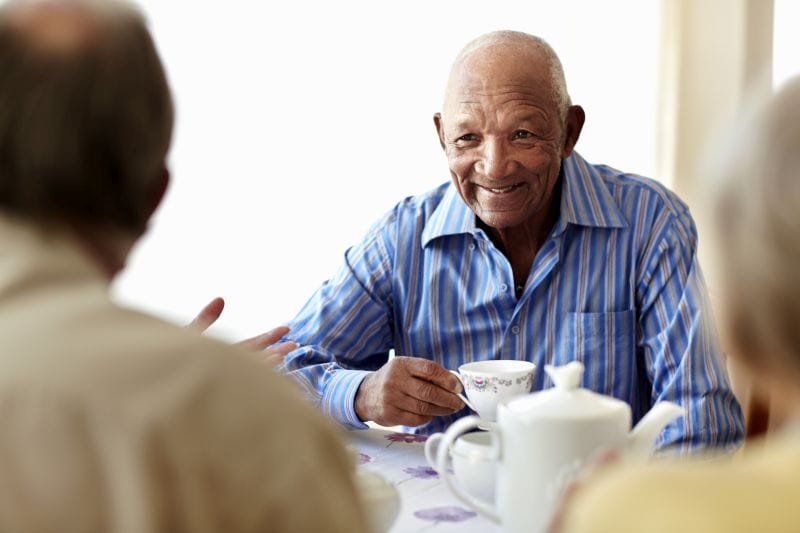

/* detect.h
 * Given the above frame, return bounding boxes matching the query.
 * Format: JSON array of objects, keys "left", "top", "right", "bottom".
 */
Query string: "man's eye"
[
  {"left": 513, "top": 130, "right": 535, "bottom": 139},
  {"left": 456, "top": 134, "right": 478, "bottom": 142}
]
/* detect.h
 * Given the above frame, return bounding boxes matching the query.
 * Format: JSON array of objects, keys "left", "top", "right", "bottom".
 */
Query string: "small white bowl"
[{"left": 354, "top": 470, "right": 401, "bottom": 533}]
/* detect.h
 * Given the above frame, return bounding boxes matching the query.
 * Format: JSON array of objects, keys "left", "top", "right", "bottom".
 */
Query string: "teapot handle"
[{"left": 433, "top": 415, "right": 501, "bottom": 523}]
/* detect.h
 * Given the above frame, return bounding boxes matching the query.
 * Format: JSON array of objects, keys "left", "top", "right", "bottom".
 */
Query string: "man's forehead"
[
  {"left": 443, "top": 71, "right": 555, "bottom": 117},
  {"left": 444, "top": 45, "right": 552, "bottom": 104}
]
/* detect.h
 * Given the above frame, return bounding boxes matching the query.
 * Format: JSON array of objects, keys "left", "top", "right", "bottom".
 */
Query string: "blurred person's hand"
[{"left": 190, "top": 297, "right": 298, "bottom": 367}]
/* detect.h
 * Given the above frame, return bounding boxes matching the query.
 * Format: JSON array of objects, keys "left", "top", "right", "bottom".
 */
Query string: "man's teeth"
[{"left": 486, "top": 184, "right": 519, "bottom": 193}]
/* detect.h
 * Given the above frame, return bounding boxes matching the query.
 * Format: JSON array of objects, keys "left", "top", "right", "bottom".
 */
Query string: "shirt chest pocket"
[{"left": 559, "top": 309, "right": 636, "bottom": 392}]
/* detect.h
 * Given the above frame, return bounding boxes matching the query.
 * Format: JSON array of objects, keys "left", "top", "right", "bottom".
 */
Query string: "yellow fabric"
[
  {"left": 0, "top": 216, "right": 369, "bottom": 533},
  {"left": 560, "top": 435, "right": 800, "bottom": 533}
]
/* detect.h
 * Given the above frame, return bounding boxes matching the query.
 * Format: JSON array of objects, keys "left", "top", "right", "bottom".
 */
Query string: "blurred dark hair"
[{"left": 0, "top": 0, "right": 173, "bottom": 235}]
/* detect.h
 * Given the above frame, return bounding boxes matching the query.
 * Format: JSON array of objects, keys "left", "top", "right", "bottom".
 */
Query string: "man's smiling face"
[{"left": 436, "top": 44, "right": 570, "bottom": 231}]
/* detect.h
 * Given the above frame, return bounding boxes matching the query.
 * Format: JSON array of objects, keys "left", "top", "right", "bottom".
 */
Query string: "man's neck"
[
  {"left": 67, "top": 223, "right": 135, "bottom": 280},
  {"left": 481, "top": 175, "right": 562, "bottom": 287}
]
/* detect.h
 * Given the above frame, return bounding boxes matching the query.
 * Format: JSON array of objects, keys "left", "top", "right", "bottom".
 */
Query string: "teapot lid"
[{"left": 505, "top": 361, "right": 630, "bottom": 421}]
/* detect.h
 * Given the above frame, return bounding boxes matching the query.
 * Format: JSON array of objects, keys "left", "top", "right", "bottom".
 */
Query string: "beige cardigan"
[
  {"left": 0, "top": 216, "right": 368, "bottom": 533},
  {"left": 560, "top": 431, "right": 800, "bottom": 533}
]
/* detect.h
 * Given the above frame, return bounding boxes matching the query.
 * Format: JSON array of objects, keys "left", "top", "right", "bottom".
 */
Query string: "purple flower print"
[
  {"left": 402, "top": 465, "right": 439, "bottom": 480},
  {"left": 356, "top": 453, "right": 372, "bottom": 465},
  {"left": 384, "top": 432, "right": 428, "bottom": 447},
  {"left": 414, "top": 506, "right": 477, "bottom": 523}
]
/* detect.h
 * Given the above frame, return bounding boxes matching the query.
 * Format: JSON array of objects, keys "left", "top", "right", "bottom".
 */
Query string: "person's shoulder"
[
  {"left": 383, "top": 182, "right": 451, "bottom": 221},
  {"left": 560, "top": 462, "right": 703, "bottom": 533},
  {"left": 593, "top": 163, "right": 690, "bottom": 220},
  {"left": 563, "top": 442, "right": 800, "bottom": 533},
  {"left": 23, "top": 297, "right": 269, "bottom": 403},
  {"left": 360, "top": 181, "right": 451, "bottom": 242},
  {"left": 76, "top": 303, "right": 340, "bottom": 435}
]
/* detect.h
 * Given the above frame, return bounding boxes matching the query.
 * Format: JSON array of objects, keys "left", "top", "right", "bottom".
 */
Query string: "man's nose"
[{"left": 476, "top": 140, "right": 514, "bottom": 180}]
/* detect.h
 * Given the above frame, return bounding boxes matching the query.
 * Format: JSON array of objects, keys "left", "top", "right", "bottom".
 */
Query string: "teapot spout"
[{"left": 626, "top": 402, "right": 684, "bottom": 460}]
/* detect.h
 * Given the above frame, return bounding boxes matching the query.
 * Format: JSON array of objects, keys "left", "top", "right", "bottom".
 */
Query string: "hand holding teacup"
[
  {"left": 449, "top": 360, "right": 536, "bottom": 422},
  {"left": 354, "top": 356, "right": 465, "bottom": 427}
]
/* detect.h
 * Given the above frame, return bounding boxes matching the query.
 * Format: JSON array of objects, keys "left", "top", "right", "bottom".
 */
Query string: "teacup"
[
  {"left": 451, "top": 360, "right": 535, "bottom": 422},
  {"left": 424, "top": 430, "right": 497, "bottom": 504}
]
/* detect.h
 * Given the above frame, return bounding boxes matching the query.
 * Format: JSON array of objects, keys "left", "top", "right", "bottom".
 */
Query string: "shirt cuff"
[{"left": 323, "top": 369, "right": 371, "bottom": 430}]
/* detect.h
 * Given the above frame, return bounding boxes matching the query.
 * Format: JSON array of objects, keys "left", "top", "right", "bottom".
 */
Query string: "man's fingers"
[
  {"left": 397, "top": 356, "right": 462, "bottom": 393},
  {"left": 409, "top": 377, "right": 464, "bottom": 411},
  {"left": 189, "top": 297, "right": 225, "bottom": 332},
  {"left": 398, "top": 390, "right": 463, "bottom": 417},
  {"left": 262, "top": 348, "right": 292, "bottom": 368},
  {"left": 236, "top": 326, "right": 292, "bottom": 350},
  {"left": 262, "top": 341, "right": 298, "bottom": 358}
]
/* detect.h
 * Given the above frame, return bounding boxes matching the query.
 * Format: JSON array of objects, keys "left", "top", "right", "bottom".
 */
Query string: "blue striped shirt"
[{"left": 281, "top": 152, "right": 744, "bottom": 452}]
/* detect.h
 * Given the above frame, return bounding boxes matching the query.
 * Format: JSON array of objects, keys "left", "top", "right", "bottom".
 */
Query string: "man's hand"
[
  {"left": 354, "top": 356, "right": 465, "bottom": 427},
  {"left": 190, "top": 297, "right": 298, "bottom": 367}
]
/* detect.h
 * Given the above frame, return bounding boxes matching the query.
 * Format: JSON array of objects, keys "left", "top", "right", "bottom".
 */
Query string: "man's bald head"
[
  {"left": 433, "top": 30, "right": 585, "bottom": 236},
  {"left": 445, "top": 30, "right": 571, "bottom": 123},
  {"left": 1, "top": 0, "right": 119, "bottom": 52},
  {"left": 0, "top": 0, "right": 173, "bottom": 235}
]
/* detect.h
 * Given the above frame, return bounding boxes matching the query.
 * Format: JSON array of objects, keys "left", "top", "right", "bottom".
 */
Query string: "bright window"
[{"left": 115, "top": 0, "right": 661, "bottom": 340}]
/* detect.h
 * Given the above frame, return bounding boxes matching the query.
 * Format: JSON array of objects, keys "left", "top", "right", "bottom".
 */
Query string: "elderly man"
[
  {"left": 279, "top": 30, "right": 744, "bottom": 453},
  {"left": 0, "top": 1, "right": 367, "bottom": 531}
]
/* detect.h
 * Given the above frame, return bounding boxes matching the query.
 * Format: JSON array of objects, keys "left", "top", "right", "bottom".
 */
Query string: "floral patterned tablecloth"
[{"left": 349, "top": 428, "right": 497, "bottom": 532}]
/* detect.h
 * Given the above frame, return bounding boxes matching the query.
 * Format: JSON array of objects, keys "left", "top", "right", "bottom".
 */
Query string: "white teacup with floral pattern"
[{"left": 451, "top": 360, "right": 535, "bottom": 422}]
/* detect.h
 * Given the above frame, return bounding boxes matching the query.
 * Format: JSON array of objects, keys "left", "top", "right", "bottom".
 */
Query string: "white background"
[
  {"left": 114, "top": 1, "right": 680, "bottom": 341},
  {"left": 773, "top": 0, "right": 800, "bottom": 88}
]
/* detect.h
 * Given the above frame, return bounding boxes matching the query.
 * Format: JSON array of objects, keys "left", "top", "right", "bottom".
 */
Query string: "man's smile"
[{"left": 476, "top": 182, "right": 526, "bottom": 195}]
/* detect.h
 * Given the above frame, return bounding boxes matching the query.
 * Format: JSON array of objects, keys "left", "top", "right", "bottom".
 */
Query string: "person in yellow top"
[
  {"left": 0, "top": 1, "right": 368, "bottom": 532},
  {"left": 557, "top": 76, "right": 800, "bottom": 533}
]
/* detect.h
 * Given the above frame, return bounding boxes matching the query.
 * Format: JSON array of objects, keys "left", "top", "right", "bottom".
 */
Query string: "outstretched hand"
[{"left": 190, "top": 297, "right": 298, "bottom": 367}]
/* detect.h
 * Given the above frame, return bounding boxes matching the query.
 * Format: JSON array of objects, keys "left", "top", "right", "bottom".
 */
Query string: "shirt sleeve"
[
  {"left": 636, "top": 208, "right": 745, "bottom": 452},
  {"left": 279, "top": 211, "right": 398, "bottom": 429}
]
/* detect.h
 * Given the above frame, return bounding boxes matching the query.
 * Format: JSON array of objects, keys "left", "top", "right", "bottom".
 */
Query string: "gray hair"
[
  {"left": 0, "top": 0, "right": 173, "bottom": 235},
  {"left": 710, "top": 76, "right": 800, "bottom": 377},
  {"left": 452, "top": 30, "right": 572, "bottom": 122}
]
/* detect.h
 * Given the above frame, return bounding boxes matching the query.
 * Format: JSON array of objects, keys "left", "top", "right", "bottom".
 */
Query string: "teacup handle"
[
  {"left": 434, "top": 415, "right": 501, "bottom": 524},
  {"left": 448, "top": 370, "right": 477, "bottom": 412}
]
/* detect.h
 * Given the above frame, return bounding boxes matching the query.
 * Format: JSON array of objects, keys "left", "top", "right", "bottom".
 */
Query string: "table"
[{"left": 349, "top": 428, "right": 497, "bottom": 532}]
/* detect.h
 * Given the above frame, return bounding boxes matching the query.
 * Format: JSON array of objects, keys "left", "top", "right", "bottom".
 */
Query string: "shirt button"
[
  {"left": 511, "top": 325, "right": 520, "bottom": 335},
  {"left": 499, "top": 283, "right": 508, "bottom": 292},
  {"left": 469, "top": 243, "right": 476, "bottom": 251}
]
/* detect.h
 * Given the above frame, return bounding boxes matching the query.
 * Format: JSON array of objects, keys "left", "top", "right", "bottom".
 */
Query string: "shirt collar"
[
  {"left": 558, "top": 151, "right": 628, "bottom": 231},
  {"left": 421, "top": 182, "right": 477, "bottom": 247},
  {"left": 421, "top": 151, "right": 627, "bottom": 247}
]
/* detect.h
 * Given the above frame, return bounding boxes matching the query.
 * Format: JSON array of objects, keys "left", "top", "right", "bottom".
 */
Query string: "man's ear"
[
  {"left": 433, "top": 113, "right": 446, "bottom": 150},
  {"left": 561, "top": 105, "right": 585, "bottom": 158},
  {"left": 146, "top": 166, "right": 170, "bottom": 220}
]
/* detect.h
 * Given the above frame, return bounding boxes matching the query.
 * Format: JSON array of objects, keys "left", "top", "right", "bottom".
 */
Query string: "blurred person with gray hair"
[
  {"left": 0, "top": 0, "right": 368, "bottom": 531},
  {"left": 555, "top": 76, "right": 800, "bottom": 533}
]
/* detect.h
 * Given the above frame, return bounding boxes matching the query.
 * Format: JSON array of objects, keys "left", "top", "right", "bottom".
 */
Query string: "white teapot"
[{"left": 429, "top": 361, "right": 683, "bottom": 533}]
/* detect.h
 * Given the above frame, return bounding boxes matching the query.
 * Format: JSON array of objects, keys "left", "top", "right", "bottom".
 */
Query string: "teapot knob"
[{"left": 544, "top": 361, "right": 584, "bottom": 390}]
